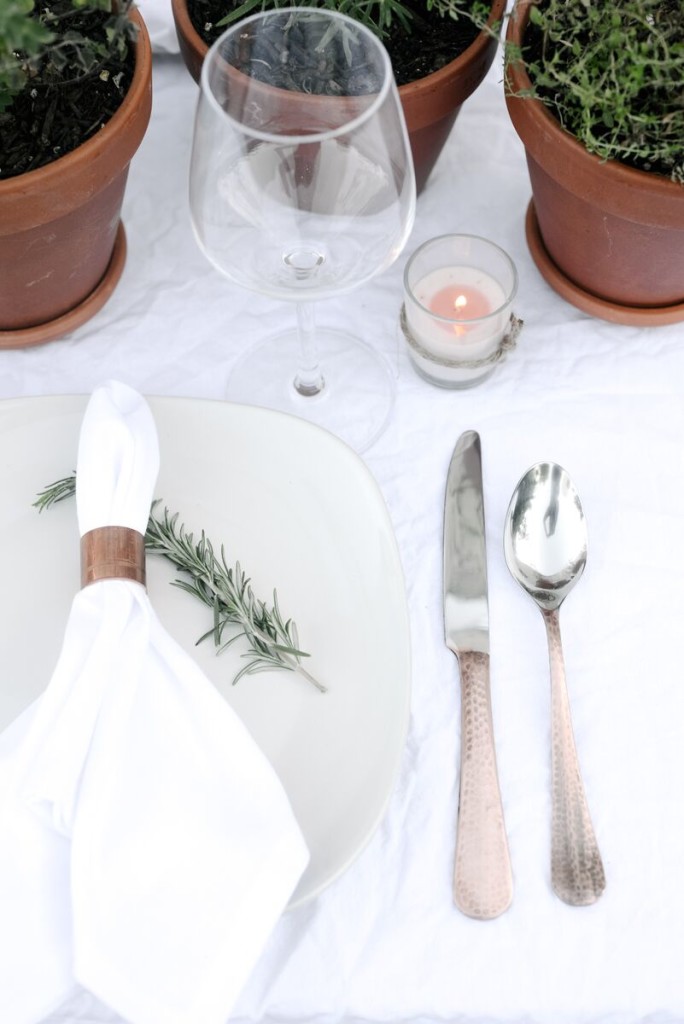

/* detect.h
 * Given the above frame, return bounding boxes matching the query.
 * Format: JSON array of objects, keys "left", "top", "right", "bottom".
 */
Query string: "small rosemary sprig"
[{"left": 34, "top": 474, "right": 325, "bottom": 692}]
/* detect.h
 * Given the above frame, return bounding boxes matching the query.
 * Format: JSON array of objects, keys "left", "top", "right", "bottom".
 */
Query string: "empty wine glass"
[{"left": 189, "top": 7, "right": 416, "bottom": 451}]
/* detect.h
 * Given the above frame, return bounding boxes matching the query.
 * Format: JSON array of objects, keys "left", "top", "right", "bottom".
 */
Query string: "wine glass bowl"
[{"left": 189, "top": 7, "right": 416, "bottom": 451}]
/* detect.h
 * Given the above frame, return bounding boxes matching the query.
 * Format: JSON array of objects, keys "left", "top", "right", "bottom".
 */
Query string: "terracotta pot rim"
[
  {"left": 400, "top": 0, "right": 506, "bottom": 97},
  {"left": 504, "top": 0, "right": 684, "bottom": 225},
  {"left": 171, "top": 0, "right": 197, "bottom": 54},
  {"left": 0, "top": 9, "right": 152, "bottom": 227},
  {"left": 171, "top": 0, "right": 506, "bottom": 97},
  {"left": 171, "top": 0, "right": 505, "bottom": 187}
]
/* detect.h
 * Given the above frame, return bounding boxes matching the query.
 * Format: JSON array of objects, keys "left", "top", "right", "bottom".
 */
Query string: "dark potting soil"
[
  {"left": 186, "top": 0, "right": 481, "bottom": 88},
  {"left": 1, "top": 1, "right": 479, "bottom": 180},
  {"left": 0, "top": 1, "right": 135, "bottom": 180}
]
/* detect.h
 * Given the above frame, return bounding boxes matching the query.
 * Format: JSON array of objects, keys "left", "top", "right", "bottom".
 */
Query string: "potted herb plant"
[
  {"left": 505, "top": 0, "right": 684, "bottom": 325},
  {"left": 171, "top": 0, "right": 506, "bottom": 193},
  {"left": 0, "top": 0, "right": 152, "bottom": 347}
]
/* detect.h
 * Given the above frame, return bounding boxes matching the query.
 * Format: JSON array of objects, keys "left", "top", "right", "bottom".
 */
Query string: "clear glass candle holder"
[{"left": 402, "top": 234, "right": 519, "bottom": 388}]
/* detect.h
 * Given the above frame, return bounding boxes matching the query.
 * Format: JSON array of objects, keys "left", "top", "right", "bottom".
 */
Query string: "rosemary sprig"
[
  {"left": 34, "top": 473, "right": 78, "bottom": 509},
  {"left": 34, "top": 475, "right": 325, "bottom": 692}
]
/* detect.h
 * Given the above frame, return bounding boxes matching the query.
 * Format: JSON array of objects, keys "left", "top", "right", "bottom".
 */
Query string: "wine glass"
[{"left": 189, "top": 6, "right": 416, "bottom": 452}]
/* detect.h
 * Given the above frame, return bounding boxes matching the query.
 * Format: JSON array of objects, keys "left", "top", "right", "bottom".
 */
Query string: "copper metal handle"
[
  {"left": 543, "top": 608, "right": 605, "bottom": 905},
  {"left": 453, "top": 650, "right": 513, "bottom": 920}
]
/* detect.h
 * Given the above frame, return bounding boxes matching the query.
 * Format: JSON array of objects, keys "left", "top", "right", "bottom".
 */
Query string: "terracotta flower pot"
[
  {"left": 0, "top": 10, "right": 153, "bottom": 348},
  {"left": 171, "top": 0, "right": 505, "bottom": 193},
  {"left": 505, "top": 0, "right": 684, "bottom": 326}
]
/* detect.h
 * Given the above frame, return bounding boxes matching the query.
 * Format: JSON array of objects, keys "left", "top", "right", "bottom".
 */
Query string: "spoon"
[{"left": 504, "top": 462, "right": 605, "bottom": 906}]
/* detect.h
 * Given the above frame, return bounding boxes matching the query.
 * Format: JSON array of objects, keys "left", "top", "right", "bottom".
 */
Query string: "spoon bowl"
[
  {"left": 504, "top": 462, "right": 605, "bottom": 906},
  {"left": 504, "top": 462, "right": 587, "bottom": 611}
]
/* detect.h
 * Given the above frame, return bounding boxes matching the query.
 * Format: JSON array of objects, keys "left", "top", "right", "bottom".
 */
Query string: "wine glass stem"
[{"left": 294, "top": 301, "right": 325, "bottom": 398}]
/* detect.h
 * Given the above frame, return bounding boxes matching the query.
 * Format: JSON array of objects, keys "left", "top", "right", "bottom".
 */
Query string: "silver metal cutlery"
[
  {"left": 443, "top": 437, "right": 605, "bottom": 914},
  {"left": 444, "top": 430, "right": 513, "bottom": 920},
  {"left": 504, "top": 462, "right": 605, "bottom": 906}
]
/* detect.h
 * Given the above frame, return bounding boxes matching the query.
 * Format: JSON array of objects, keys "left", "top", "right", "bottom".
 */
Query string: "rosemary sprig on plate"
[{"left": 34, "top": 475, "right": 325, "bottom": 692}]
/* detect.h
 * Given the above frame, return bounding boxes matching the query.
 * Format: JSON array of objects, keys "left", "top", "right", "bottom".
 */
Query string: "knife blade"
[{"left": 444, "top": 429, "right": 513, "bottom": 919}]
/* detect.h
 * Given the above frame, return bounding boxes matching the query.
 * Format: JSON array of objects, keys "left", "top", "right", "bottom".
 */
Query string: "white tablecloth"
[{"left": 4, "top": 19, "right": 684, "bottom": 1024}]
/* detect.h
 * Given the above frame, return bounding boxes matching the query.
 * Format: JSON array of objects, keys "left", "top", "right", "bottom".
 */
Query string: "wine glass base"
[{"left": 225, "top": 327, "right": 396, "bottom": 454}]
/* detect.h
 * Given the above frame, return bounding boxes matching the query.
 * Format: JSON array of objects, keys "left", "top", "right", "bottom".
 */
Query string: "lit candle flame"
[{"left": 452, "top": 294, "right": 468, "bottom": 334}]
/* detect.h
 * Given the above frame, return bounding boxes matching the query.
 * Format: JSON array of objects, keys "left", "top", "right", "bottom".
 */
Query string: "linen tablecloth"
[{"left": 2, "top": 14, "right": 684, "bottom": 1023}]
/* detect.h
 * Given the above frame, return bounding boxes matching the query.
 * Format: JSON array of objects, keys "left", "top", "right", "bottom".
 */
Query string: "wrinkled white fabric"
[
  {"left": 140, "top": 0, "right": 180, "bottom": 53},
  {"left": 1, "top": 44, "right": 684, "bottom": 1024},
  {"left": 0, "top": 382, "right": 308, "bottom": 1024}
]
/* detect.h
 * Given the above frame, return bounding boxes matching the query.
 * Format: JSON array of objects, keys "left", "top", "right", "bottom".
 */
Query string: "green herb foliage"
[
  {"left": 213, "top": 0, "right": 492, "bottom": 42},
  {"left": 34, "top": 475, "right": 325, "bottom": 692},
  {"left": 0, "top": 0, "right": 136, "bottom": 112},
  {"left": 514, "top": 0, "right": 684, "bottom": 181}
]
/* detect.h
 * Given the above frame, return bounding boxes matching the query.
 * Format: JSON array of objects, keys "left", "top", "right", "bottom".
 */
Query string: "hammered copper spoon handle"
[{"left": 544, "top": 608, "right": 605, "bottom": 905}]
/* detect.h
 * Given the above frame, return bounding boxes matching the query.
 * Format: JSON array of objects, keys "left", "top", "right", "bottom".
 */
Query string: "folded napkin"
[{"left": 0, "top": 381, "right": 309, "bottom": 1024}]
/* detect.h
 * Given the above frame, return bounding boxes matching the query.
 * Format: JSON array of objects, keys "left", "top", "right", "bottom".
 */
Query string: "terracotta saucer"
[
  {"left": 0, "top": 223, "right": 127, "bottom": 350},
  {"left": 525, "top": 202, "right": 684, "bottom": 327}
]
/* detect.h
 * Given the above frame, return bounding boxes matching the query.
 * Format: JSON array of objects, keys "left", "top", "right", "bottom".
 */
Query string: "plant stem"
[{"left": 34, "top": 475, "right": 325, "bottom": 692}]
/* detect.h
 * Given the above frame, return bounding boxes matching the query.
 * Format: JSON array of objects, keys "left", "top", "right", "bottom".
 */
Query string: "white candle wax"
[{"left": 405, "top": 266, "right": 509, "bottom": 386}]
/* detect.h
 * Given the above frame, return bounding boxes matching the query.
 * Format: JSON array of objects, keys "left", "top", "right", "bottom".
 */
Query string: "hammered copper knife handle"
[{"left": 453, "top": 650, "right": 513, "bottom": 919}]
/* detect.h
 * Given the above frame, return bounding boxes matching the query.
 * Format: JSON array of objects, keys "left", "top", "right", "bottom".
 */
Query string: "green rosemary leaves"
[{"left": 34, "top": 475, "right": 324, "bottom": 692}]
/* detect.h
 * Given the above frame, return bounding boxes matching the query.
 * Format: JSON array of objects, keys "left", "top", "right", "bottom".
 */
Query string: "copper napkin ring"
[{"left": 81, "top": 526, "right": 146, "bottom": 588}]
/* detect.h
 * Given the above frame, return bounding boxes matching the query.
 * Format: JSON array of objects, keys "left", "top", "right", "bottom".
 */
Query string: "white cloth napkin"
[{"left": 0, "top": 381, "right": 309, "bottom": 1024}]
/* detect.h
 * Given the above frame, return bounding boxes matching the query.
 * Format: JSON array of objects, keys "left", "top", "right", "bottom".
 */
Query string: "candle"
[
  {"left": 406, "top": 266, "right": 508, "bottom": 382},
  {"left": 403, "top": 237, "right": 518, "bottom": 388}
]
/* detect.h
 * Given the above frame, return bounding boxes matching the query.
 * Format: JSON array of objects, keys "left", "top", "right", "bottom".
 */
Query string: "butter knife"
[{"left": 444, "top": 429, "right": 513, "bottom": 919}]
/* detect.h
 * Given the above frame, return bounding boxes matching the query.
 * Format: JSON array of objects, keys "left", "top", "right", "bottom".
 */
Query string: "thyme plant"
[{"left": 512, "top": 0, "right": 684, "bottom": 182}]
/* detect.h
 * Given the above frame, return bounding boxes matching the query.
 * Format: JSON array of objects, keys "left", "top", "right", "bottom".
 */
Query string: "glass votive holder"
[{"left": 402, "top": 234, "right": 520, "bottom": 388}]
